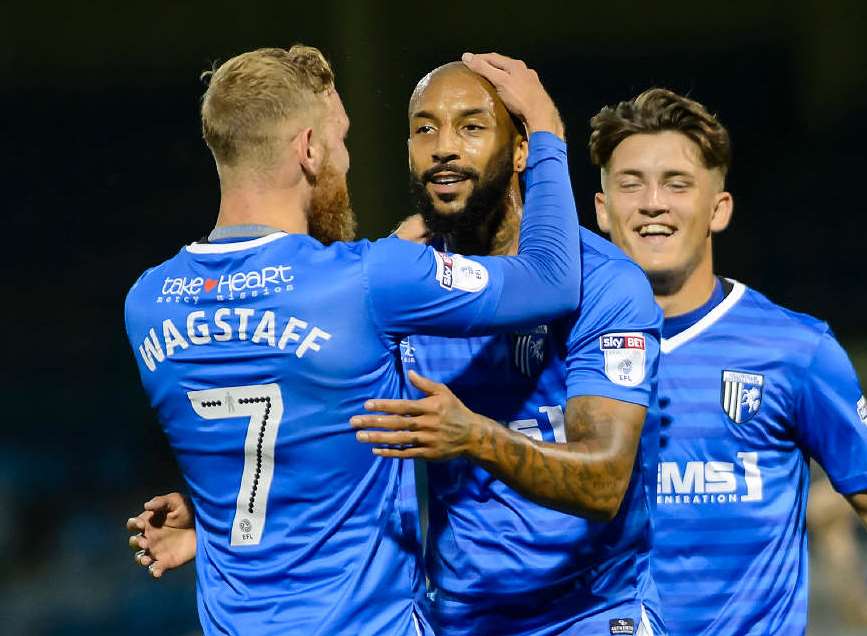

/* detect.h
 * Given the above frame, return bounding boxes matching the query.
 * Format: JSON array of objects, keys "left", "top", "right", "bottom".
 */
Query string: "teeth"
[
  {"left": 431, "top": 174, "right": 466, "bottom": 184},
  {"left": 638, "top": 224, "right": 674, "bottom": 237}
]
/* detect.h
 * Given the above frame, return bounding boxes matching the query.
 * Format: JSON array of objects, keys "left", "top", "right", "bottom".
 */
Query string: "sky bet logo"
[
  {"left": 600, "top": 334, "right": 645, "bottom": 350},
  {"left": 158, "top": 265, "right": 294, "bottom": 304}
]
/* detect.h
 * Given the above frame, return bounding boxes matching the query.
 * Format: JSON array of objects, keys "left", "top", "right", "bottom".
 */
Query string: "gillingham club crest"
[
  {"left": 721, "top": 370, "right": 764, "bottom": 424},
  {"left": 512, "top": 325, "right": 548, "bottom": 377}
]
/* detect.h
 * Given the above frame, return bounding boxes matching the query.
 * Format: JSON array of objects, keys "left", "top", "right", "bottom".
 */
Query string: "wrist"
[
  {"left": 525, "top": 109, "right": 565, "bottom": 140},
  {"left": 465, "top": 414, "right": 498, "bottom": 463}
]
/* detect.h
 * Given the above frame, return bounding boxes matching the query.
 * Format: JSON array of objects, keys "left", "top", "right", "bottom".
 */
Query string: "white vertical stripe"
[
  {"left": 412, "top": 610, "right": 423, "bottom": 636},
  {"left": 637, "top": 604, "right": 654, "bottom": 636},
  {"left": 723, "top": 380, "right": 732, "bottom": 413}
]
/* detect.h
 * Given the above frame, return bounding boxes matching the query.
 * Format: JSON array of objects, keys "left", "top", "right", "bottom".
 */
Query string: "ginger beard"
[
  {"left": 307, "top": 154, "right": 357, "bottom": 245},
  {"left": 409, "top": 141, "right": 515, "bottom": 249}
]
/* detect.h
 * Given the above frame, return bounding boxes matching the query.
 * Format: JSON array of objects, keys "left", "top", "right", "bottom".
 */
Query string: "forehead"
[
  {"left": 325, "top": 89, "right": 349, "bottom": 129},
  {"left": 410, "top": 68, "right": 499, "bottom": 118},
  {"left": 609, "top": 131, "right": 705, "bottom": 173}
]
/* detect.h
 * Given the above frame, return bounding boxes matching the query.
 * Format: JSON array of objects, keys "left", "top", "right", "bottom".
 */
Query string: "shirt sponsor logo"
[
  {"left": 858, "top": 395, "right": 867, "bottom": 425},
  {"left": 599, "top": 332, "right": 646, "bottom": 387},
  {"left": 434, "top": 251, "right": 488, "bottom": 292},
  {"left": 657, "top": 452, "right": 764, "bottom": 505},
  {"left": 156, "top": 265, "right": 294, "bottom": 304},
  {"left": 721, "top": 370, "right": 764, "bottom": 424},
  {"left": 609, "top": 618, "right": 635, "bottom": 635}
]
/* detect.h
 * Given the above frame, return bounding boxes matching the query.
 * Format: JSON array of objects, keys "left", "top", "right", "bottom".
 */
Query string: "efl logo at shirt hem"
[{"left": 599, "top": 333, "right": 646, "bottom": 387}]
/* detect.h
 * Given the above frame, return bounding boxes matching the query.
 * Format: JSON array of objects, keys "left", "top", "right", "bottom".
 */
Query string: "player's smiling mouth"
[
  {"left": 636, "top": 223, "right": 676, "bottom": 238},
  {"left": 428, "top": 170, "right": 472, "bottom": 197}
]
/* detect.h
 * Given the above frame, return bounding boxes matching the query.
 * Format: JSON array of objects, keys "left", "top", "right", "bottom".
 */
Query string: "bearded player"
[
  {"left": 589, "top": 88, "right": 867, "bottom": 635},
  {"left": 128, "top": 58, "right": 664, "bottom": 635},
  {"left": 123, "top": 46, "right": 582, "bottom": 636}
]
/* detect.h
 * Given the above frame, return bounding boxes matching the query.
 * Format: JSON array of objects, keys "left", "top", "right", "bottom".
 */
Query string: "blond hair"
[{"left": 201, "top": 45, "right": 335, "bottom": 169}]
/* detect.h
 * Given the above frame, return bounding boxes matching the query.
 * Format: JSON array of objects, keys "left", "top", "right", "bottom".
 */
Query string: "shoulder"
[
  {"left": 578, "top": 229, "right": 659, "bottom": 321},
  {"left": 736, "top": 283, "right": 831, "bottom": 344}
]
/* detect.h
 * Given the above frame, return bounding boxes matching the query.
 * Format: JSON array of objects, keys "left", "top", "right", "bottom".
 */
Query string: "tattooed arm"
[
  {"left": 351, "top": 370, "right": 645, "bottom": 520},
  {"left": 469, "top": 394, "right": 644, "bottom": 520}
]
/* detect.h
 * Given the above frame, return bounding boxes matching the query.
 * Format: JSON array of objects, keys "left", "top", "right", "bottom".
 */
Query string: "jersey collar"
[{"left": 660, "top": 278, "right": 746, "bottom": 355}]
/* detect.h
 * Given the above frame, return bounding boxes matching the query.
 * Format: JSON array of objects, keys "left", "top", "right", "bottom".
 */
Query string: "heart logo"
[{"left": 204, "top": 278, "right": 218, "bottom": 293}]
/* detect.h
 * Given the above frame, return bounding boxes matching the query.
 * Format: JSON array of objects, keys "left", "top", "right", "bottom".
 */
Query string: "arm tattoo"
[{"left": 468, "top": 396, "right": 644, "bottom": 520}]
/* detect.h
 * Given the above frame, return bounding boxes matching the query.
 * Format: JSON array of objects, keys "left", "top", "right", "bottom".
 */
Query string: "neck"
[
  {"left": 447, "top": 176, "right": 522, "bottom": 256},
  {"left": 214, "top": 179, "right": 309, "bottom": 235},
  {"left": 653, "top": 248, "right": 717, "bottom": 317}
]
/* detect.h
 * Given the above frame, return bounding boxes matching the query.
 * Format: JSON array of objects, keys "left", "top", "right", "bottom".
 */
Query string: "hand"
[
  {"left": 350, "top": 370, "right": 482, "bottom": 461},
  {"left": 461, "top": 52, "right": 564, "bottom": 139},
  {"left": 126, "top": 492, "right": 197, "bottom": 579},
  {"left": 394, "top": 214, "right": 430, "bottom": 244}
]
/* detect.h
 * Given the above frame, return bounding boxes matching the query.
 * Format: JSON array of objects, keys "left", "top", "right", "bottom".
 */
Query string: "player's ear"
[
  {"left": 513, "top": 136, "right": 529, "bottom": 173},
  {"left": 594, "top": 192, "right": 611, "bottom": 233},
  {"left": 296, "top": 128, "right": 321, "bottom": 179},
  {"left": 710, "top": 191, "right": 733, "bottom": 233}
]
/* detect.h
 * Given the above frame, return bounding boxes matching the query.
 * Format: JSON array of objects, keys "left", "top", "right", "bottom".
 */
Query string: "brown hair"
[
  {"left": 201, "top": 45, "right": 334, "bottom": 169},
  {"left": 589, "top": 88, "right": 731, "bottom": 174}
]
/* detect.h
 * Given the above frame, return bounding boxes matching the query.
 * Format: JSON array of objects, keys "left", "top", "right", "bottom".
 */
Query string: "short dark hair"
[{"left": 589, "top": 88, "right": 731, "bottom": 174}]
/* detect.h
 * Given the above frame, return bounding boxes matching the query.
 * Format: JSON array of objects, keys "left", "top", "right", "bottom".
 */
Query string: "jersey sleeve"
[
  {"left": 564, "top": 259, "right": 662, "bottom": 406},
  {"left": 363, "top": 132, "right": 581, "bottom": 339},
  {"left": 793, "top": 329, "right": 867, "bottom": 495}
]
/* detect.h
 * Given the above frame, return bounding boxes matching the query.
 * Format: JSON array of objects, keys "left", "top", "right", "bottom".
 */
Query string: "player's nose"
[
  {"left": 432, "top": 127, "right": 460, "bottom": 164},
  {"left": 638, "top": 184, "right": 668, "bottom": 216}
]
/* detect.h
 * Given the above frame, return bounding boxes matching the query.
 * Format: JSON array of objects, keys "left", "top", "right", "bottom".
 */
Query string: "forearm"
[
  {"left": 466, "top": 415, "right": 633, "bottom": 520},
  {"left": 503, "top": 133, "right": 580, "bottom": 318},
  {"left": 847, "top": 492, "right": 867, "bottom": 529}
]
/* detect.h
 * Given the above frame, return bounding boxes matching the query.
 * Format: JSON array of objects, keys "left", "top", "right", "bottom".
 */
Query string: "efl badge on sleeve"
[
  {"left": 512, "top": 325, "right": 548, "bottom": 377},
  {"left": 721, "top": 370, "right": 764, "bottom": 424},
  {"left": 599, "top": 333, "right": 646, "bottom": 387},
  {"left": 857, "top": 395, "right": 867, "bottom": 425}
]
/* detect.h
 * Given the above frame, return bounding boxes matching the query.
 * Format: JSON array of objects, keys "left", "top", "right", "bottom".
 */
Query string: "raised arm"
[{"left": 365, "top": 53, "right": 580, "bottom": 338}]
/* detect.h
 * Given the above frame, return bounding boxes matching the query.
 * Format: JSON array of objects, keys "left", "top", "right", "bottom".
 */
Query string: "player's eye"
[
  {"left": 619, "top": 181, "right": 641, "bottom": 191},
  {"left": 669, "top": 181, "right": 691, "bottom": 190},
  {"left": 463, "top": 124, "right": 485, "bottom": 132},
  {"left": 415, "top": 124, "right": 435, "bottom": 135}
]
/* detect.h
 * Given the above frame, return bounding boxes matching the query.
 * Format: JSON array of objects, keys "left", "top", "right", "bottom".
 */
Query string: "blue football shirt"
[
  {"left": 124, "top": 133, "right": 580, "bottom": 635},
  {"left": 652, "top": 279, "right": 867, "bottom": 635},
  {"left": 404, "top": 230, "right": 665, "bottom": 636}
]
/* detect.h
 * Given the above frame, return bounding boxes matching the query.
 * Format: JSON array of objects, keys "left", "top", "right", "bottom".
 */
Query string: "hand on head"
[{"left": 462, "top": 52, "right": 564, "bottom": 139}]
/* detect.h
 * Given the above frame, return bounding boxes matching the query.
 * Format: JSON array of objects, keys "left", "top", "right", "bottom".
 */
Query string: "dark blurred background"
[{"left": 3, "top": 1, "right": 866, "bottom": 634}]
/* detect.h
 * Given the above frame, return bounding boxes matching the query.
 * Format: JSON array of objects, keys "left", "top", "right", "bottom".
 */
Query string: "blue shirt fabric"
[
  {"left": 405, "top": 230, "right": 664, "bottom": 636},
  {"left": 653, "top": 280, "right": 867, "bottom": 635},
  {"left": 123, "top": 133, "right": 581, "bottom": 636}
]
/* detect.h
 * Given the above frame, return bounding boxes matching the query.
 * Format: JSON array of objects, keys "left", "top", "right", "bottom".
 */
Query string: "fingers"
[
  {"left": 355, "top": 429, "right": 425, "bottom": 446},
  {"left": 351, "top": 414, "right": 418, "bottom": 431},
  {"left": 144, "top": 492, "right": 183, "bottom": 512},
  {"left": 407, "top": 369, "right": 447, "bottom": 395},
  {"left": 126, "top": 516, "right": 144, "bottom": 532},
  {"left": 372, "top": 446, "right": 428, "bottom": 459},
  {"left": 461, "top": 53, "right": 509, "bottom": 85},
  {"left": 361, "top": 397, "right": 429, "bottom": 416},
  {"left": 129, "top": 532, "right": 148, "bottom": 552},
  {"left": 464, "top": 51, "right": 523, "bottom": 72}
]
